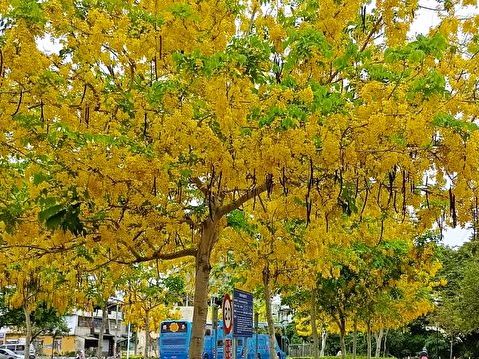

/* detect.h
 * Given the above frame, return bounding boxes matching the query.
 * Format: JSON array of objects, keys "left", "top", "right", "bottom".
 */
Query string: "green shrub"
[
  {"left": 121, "top": 355, "right": 143, "bottom": 359},
  {"left": 62, "top": 351, "right": 77, "bottom": 357},
  {"left": 290, "top": 356, "right": 396, "bottom": 359}
]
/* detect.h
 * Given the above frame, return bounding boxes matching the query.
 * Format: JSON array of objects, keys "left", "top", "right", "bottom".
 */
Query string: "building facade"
[
  {"left": 0, "top": 302, "right": 128, "bottom": 357},
  {"left": 62, "top": 304, "right": 128, "bottom": 357}
]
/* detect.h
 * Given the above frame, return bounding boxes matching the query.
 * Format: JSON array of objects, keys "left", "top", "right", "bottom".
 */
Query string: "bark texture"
[
  {"left": 375, "top": 328, "right": 384, "bottom": 358},
  {"left": 366, "top": 322, "right": 372, "bottom": 359},
  {"left": 311, "top": 295, "right": 319, "bottom": 359},
  {"left": 97, "top": 304, "right": 108, "bottom": 359},
  {"left": 189, "top": 220, "right": 218, "bottom": 359},
  {"left": 263, "top": 266, "right": 278, "bottom": 359},
  {"left": 339, "top": 317, "right": 346, "bottom": 359},
  {"left": 352, "top": 321, "right": 358, "bottom": 359},
  {"left": 23, "top": 306, "right": 32, "bottom": 359},
  {"left": 320, "top": 330, "right": 328, "bottom": 357},
  {"left": 144, "top": 310, "right": 150, "bottom": 359}
]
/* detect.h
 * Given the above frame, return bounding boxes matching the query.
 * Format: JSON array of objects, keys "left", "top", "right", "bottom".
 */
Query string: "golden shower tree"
[{"left": 2, "top": 0, "right": 479, "bottom": 358}]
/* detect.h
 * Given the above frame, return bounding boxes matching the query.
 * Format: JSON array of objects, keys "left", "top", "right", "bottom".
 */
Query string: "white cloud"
[{"left": 442, "top": 225, "right": 472, "bottom": 247}]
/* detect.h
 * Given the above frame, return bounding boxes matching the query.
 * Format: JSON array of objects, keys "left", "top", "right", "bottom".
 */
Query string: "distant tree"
[
  {"left": 217, "top": 202, "right": 303, "bottom": 359},
  {"left": 0, "top": 290, "right": 24, "bottom": 328},
  {"left": 0, "top": 292, "right": 69, "bottom": 340},
  {"left": 122, "top": 264, "right": 185, "bottom": 359},
  {"left": 455, "top": 260, "right": 479, "bottom": 332},
  {"left": 386, "top": 318, "right": 449, "bottom": 359},
  {"left": 434, "top": 242, "right": 479, "bottom": 337}
]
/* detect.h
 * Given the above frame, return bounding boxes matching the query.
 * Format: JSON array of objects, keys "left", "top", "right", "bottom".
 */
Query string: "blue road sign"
[{"left": 233, "top": 288, "right": 253, "bottom": 337}]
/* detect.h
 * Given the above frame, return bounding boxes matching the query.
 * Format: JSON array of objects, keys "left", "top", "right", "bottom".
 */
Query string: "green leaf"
[
  {"left": 409, "top": 70, "right": 446, "bottom": 98},
  {"left": 227, "top": 210, "right": 255, "bottom": 235},
  {"left": 169, "top": 3, "right": 194, "bottom": 19},
  {"left": 32, "top": 171, "right": 51, "bottom": 185},
  {"left": 313, "top": 135, "right": 322, "bottom": 150},
  {"left": 39, "top": 202, "right": 85, "bottom": 235},
  {"left": 38, "top": 204, "right": 64, "bottom": 223},
  {"left": 9, "top": 0, "right": 46, "bottom": 25},
  {"left": 284, "top": 27, "right": 332, "bottom": 71},
  {"left": 432, "top": 112, "right": 479, "bottom": 139},
  {"left": 45, "top": 208, "right": 67, "bottom": 230}
]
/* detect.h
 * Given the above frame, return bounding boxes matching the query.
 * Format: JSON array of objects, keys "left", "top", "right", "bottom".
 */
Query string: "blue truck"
[{"left": 159, "top": 320, "right": 286, "bottom": 359}]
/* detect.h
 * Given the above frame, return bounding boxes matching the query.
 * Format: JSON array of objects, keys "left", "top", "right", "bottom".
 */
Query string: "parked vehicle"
[
  {"left": 0, "top": 344, "right": 35, "bottom": 359},
  {"left": 0, "top": 348, "right": 23, "bottom": 359},
  {"left": 158, "top": 320, "right": 286, "bottom": 359},
  {"left": 419, "top": 348, "right": 428, "bottom": 359}
]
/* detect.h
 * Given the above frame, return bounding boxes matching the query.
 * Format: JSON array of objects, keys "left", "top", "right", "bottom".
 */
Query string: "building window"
[{"left": 78, "top": 316, "right": 92, "bottom": 327}]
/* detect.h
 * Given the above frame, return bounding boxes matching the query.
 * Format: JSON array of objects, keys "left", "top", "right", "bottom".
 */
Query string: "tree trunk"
[
  {"left": 382, "top": 329, "right": 389, "bottom": 358},
  {"left": 51, "top": 333, "right": 56, "bottom": 359},
  {"left": 366, "top": 322, "right": 372, "bottom": 359},
  {"left": 134, "top": 329, "right": 138, "bottom": 355},
  {"left": 97, "top": 304, "right": 108, "bottom": 359},
  {"left": 144, "top": 310, "right": 150, "bottom": 359},
  {"left": 23, "top": 306, "right": 32, "bottom": 359},
  {"left": 375, "top": 328, "right": 384, "bottom": 358},
  {"left": 449, "top": 338, "right": 453, "bottom": 359},
  {"left": 320, "top": 330, "right": 327, "bottom": 357},
  {"left": 339, "top": 317, "right": 346, "bottom": 359},
  {"left": 263, "top": 265, "right": 278, "bottom": 359},
  {"left": 352, "top": 320, "right": 357, "bottom": 359},
  {"left": 189, "top": 220, "right": 218, "bottom": 359},
  {"left": 311, "top": 294, "right": 319, "bottom": 359}
]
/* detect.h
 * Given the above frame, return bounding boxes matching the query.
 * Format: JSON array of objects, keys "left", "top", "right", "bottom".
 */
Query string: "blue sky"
[{"left": 443, "top": 226, "right": 472, "bottom": 247}]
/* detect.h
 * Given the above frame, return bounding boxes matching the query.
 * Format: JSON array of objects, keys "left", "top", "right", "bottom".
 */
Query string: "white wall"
[
  {"left": 64, "top": 315, "right": 78, "bottom": 335},
  {"left": 101, "top": 340, "right": 109, "bottom": 352}
]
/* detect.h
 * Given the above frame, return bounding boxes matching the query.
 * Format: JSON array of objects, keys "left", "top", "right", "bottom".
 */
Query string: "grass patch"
[{"left": 290, "top": 357, "right": 396, "bottom": 359}]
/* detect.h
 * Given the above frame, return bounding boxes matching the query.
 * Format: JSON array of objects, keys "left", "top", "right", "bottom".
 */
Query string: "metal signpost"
[
  {"left": 254, "top": 312, "right": 259, "bottom": 359},
  {"left": 213, "top": 304, "right": 219, "bottom": 359}
]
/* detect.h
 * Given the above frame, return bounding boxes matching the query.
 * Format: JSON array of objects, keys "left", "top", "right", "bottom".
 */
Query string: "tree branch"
[
  {"left": 11, "top": 89, "right": 22, "bottom": 117},
  {"left": 218, "top": 182, "right": 269, "bottom": 217},
  {"left": 191, "top": 177, "right": 208, "bottom": 197},
  {"left": 114, "top": 248, "right": 198, "bottom": 264},
  {"left": 326, "top": 16, "right": 383, "bottom": 84},
  {"left": 360, "top": 16, "right": 383, "bottom": 52}
]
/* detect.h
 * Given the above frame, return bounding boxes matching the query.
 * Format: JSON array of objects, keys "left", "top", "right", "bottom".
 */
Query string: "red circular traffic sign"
[{"left": 222, "top": 294, "right": 233, "bottom": 334}]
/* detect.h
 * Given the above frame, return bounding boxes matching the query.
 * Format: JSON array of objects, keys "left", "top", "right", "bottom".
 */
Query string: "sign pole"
[
  {"left": 126, "top": 323, "right": 131, "bottom": 359},
  {"left": 255, "top": 313, "right": 259, "bottom": 359},
  {"left": 232, "top": 293, "right": 236, "bottom": 359},
  {"left": 223, "top": 294, "right": 233, "bottom": 359},
  {"left": 213, "top": 305, "right": 218, "bottom": 359}
]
